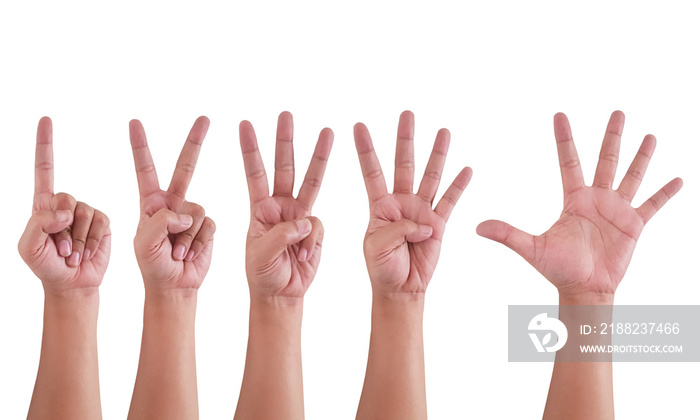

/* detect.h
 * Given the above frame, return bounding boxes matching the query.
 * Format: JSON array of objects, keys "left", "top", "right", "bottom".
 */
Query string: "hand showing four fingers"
[
  {"left": 354, "top": 111, "right": 472, "bottom": 297},
  {"left": 18, "top": 117, "right": 111, "bottom": 295},
  {"left": 239, "top": 112, "right": 333, "bottom": 301},
  {"left": 129, "top": 117, "right": 216, "bottom": 295},
  {"left": 477, "top": 111, "right": 683, "bottom": 302}
]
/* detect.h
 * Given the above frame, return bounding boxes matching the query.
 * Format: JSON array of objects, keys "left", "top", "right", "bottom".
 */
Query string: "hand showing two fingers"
[
  {"left": 354, "top": 111, "right": 472, "bottom": 296},
  {"left": 129, "top": 117, "right": 216, "bottom": 294},
  {"left": 18, "top": 117, "right": 111, "bottom": 295},
  {"left": 240, "top": 112, "right": 333, "bottom": 301}
]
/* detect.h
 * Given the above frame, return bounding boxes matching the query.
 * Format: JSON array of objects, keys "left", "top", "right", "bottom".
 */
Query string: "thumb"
[
  {"left": 369, "top": 219, "right": 433, "bottom": 253},
  {"left": 137, "top": 209, "right": 193, "bottom": 249},
  {"left": 251, "top": 219, "right": 313, "bottom": 263},
  {"left": 476, "top": 220, "right": 536, "bottom": 263},
  {"left": 18, "top": 210, "right": 73, "bottom": 258}
]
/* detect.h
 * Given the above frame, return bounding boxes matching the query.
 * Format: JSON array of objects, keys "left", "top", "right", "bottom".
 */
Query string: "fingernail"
[
  {"left": 179, "top": 214, "right": 193, "bottom": 226},
  {"left": 297, "top": 219, "right": 311, "bottom": 234},
  {"left": 84, "top": 249, "right": 92, "bottom": 261},
  {"left": 67, "top": 251, "right": 80, "bottom": 266},
  {"left": 173, "top": 245, "right": 186, "bottom": 260},
  {"left": 420, "top": 225, "right": 433, "bottom": 236},
  {"left": 298, "top": 248, "right": 308, "bottom": 262},
  {"left": 58, "top": 240, "right": 71, "bottom": 257},
  {"left": 185, "top": 250, "right": 195, "bottom": 261}
]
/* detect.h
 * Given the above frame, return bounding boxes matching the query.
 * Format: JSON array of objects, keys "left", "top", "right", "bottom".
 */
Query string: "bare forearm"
[
  {"left": 29, "top": 289, "right": 102, "bottom": 420},
  {"left": 544, "top": 293, "right": 615, "bottom": 420},
  {"left": 128, "top": 291, "right": 198, "bottom": 420},
  {"left": 357, "top": 294, "right": 426, "bottom": 420},
  {"left": 235, "top": 297, "right": 304, "bottom": 420}
]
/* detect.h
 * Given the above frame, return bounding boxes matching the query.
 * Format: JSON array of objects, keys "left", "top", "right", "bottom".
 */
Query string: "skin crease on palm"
[
  {"left": 477, "top": 111, "right": 683, "bottom": 302},
  {"left": 18, "top": 117, "right": 111, "bottom": 294},
  {"left": 240, "top": 111, "right": 333, "bottom": 301}
]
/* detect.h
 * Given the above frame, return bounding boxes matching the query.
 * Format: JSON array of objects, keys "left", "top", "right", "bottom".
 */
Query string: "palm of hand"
[
  {"left": 366, "top": 194, "right": 446, "bottom": 293},
  {"left": 354, "top": 112, "right": 471, "bottom": 296},
  {"left": 477, "top": 111, "right": 682, "bottom": 299},
  {"left": 20, "top": 118, "right": 111, "bottom": 294},
  {"left": 247, "top": 197, "right": 319, "bottom": 298},
  {"left": 31, "top": 198, "right": 110, "bottom": 292},
  {"left": 534, "top": 187, "right": 643, "bottom": 295},
  {"left": 129, "top": 117, "right": 215, "bottom": 294},
  {"left": 137, "top": 193, "right": 212, "bottom": 291}
]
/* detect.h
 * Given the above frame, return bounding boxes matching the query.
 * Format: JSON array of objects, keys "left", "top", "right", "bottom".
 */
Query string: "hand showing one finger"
[{"left": 18, "top": 117, "right": 111, "bottom": 295}]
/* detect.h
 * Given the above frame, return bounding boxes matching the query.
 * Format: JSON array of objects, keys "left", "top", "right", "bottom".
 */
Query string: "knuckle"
[
  {"left": 275, "top": 163, "right": 295, "bottom": 172},
  {"left": 176, "top": 162, "right": 196, "bottom": 174},
  {"left": 95, "top": 210, "right": 110, "bottom": 226},
  {"left": 423, "top": 170, "right": 442, "bottom": 181},
  {"left": 54, "top": 192, "right": 77, "bottom": 206},
  {"left": 138, "top": 164, "right": 157, "bottom": 175},
  {"left": 364, "top": 168, "right": 383, "bottom": 180},
  {"left": 417, "top": 192, "right": 432, "bottom": 202},
  {"left": 303, "top": 177, "right": 322, "bottom": 188},
  {"left": 395, "top": 159, "right": 415, "bottom": 169},
  {"left": 561, "top": 159, "right": 580, "bottom": 169},
  {"left": 246, "top": 169, "right": 266, "bottom": 180},
  {"left": 35, "top": 161, "right": 54, "bottom": 171},
  {"left": 74, "top": 205, "right": 93, "bottom": 220},
  {"left": 599, "top": 153, "right": 619, "bottom": 164},
  {"left": 441, "top": 195, "right": 457, "bottom": 207},
  {"left": 627, "top": 170, "right": 644, "bottom": 181},
  {"left": 650, "top": 197, "right": 661, "bottom": 210},
  {"left": 189, "top": 204, "right": 205, "bottom": 218},
  {"left": 204, "top": 217, "right": 216, "bottom": 233}
]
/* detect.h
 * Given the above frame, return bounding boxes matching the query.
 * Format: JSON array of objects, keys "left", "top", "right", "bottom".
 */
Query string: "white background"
[{"left": 1, "top": 1, "right": 698, "bottom": 418}]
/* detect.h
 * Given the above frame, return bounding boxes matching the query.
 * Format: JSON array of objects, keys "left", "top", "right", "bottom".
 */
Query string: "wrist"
[
  {"left": 44, "top": 287, "right": 99, "bottom": 314},
  {"left": 144, "top": 289, "right": 198, "bottom": 317},
  {"left": 44, "top": 285, "right": 100, "bottom": 300},
  {"left": 372, "top": 291, "right": 426, "bottom": 307},
  {"left": 144, "top": 286, "right": 198, "bottom": 301},
  {"left": 250, "top": 296, "right": 303, "bottom": 323},
  {"left": 371, "top": 292, "right": 425, "bottom": 326},
  {"left": 558, "top": 291, "right": 615, "bottom": 306}
]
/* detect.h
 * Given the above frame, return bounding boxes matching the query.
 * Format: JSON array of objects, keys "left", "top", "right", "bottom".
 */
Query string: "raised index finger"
[
  {"left": 168, "top": 116, "right": 210, "bottom": 199},
  {"left": 354, "top": 123, "right": 388, "bottom": 203},
  {"left": 239, "top": 120, "right": 270, "bottom": 203},
  {"left": 34, "top": 117, "right": 54, "bottom": 207},
  {"left": 129, "top": 119, "right": 161, "bottom": 203}
]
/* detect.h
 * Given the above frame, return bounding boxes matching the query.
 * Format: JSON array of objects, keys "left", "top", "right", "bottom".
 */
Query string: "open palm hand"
[{"left": 477, "top": 111, "right": 682, "bottom": 300}]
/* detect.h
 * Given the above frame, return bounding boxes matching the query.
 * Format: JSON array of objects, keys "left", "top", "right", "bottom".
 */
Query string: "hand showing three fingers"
[
  {"left": 354, "top": 111, "right": 472, "bottom": 297},
  {"left": 477, "top": 111, "right": 683, "bottom": 302},
  {"left": 240, "top": 112, "right": 333, "bottom": 301},
  {"left": 129, "top": 117, "right": 216, "bottom": 295},
  {"left": 18, "top": 117, "right": 111, "bottom": 295}
]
